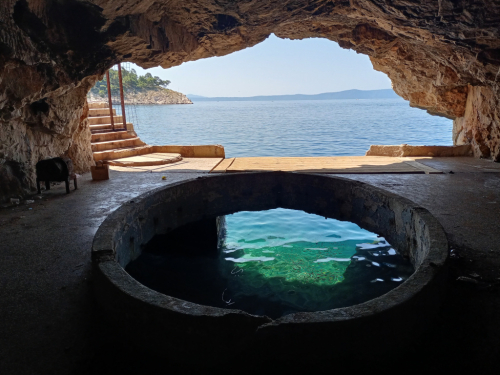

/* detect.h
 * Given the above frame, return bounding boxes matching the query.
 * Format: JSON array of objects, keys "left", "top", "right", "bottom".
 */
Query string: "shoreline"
[{"left": 87, "top": 88, "right": 192, "bottom": 105}]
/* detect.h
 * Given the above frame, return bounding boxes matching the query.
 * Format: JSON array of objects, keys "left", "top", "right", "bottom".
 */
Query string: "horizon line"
[{"left": 187, "top": 88, "right": 395, "bottom": 98}]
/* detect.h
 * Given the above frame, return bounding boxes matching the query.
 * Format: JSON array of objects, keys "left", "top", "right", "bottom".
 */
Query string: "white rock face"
[
  {"left": 88, "top": 89, "right": 193, "bottom": 105},
  {"left": 125, "top": 90, "right": 193, "bottom": 105},
  {"left": 0, "top": 77, "right": 97, "bottom": 201}
]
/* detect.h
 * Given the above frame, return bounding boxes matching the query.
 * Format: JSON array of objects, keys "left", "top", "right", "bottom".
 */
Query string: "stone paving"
[{"left": 0, "top": 158, "right": 499, "bottom": 374}]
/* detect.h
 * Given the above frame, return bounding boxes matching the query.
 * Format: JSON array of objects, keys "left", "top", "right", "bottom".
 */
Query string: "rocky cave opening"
[{"left": 1, "top": 1, "right": 500, "bottom": 202}]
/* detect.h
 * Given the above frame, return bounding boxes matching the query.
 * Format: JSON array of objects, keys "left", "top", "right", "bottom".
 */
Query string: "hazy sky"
[{"left": 129, "top": 34, "right": 392, "bottom": 97}]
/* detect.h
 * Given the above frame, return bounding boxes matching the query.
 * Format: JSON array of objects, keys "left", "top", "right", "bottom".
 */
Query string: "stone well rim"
[{"left": 92, "top": 172, "right": 448, "bottom": 325}]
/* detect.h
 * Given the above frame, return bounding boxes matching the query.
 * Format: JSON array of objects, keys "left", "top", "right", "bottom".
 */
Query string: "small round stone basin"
[{"left": 92, "top": 172, "right": 448, "bottom": 365}]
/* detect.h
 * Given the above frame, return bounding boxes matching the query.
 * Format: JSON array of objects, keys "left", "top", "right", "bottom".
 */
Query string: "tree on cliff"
[{"left": 90, "top": 67, "right": 171, "bottom": 98}]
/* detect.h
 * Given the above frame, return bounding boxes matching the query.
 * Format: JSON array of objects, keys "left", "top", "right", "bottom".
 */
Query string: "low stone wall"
[
  {"left": 153, "top": 144, "right": 225, "bottom": 158},
  {"left": 92, "top": 173, "right": 448, "bottom": 367},
  {"left": 366, "top": 144, "right": 472, "bottom": 157}
]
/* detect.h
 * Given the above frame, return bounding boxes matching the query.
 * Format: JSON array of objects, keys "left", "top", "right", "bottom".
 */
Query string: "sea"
[{"left": 133, "top": 98, "right": 453, "bottom": 157}]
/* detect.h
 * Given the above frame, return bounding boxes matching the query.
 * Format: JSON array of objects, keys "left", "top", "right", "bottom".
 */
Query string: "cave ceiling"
[{"left": 1, "top": 0, "right": 499, "bottom": 118}]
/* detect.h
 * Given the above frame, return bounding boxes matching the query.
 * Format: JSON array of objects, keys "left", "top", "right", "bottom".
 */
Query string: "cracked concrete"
[{"left": 1, "top": 159, "right": 500, "bottom": 374}]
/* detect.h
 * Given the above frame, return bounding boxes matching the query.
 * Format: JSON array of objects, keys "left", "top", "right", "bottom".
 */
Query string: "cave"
[
  {"left": 1, "top": 0, "right": 500, "bottom": 200},
  {"left": 1, "top": 1, "right": 500, "bottom": 373}
]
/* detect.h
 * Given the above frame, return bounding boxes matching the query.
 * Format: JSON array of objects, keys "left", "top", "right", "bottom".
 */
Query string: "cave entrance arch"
[
  {"left": 115, "top": 35, "right": 453, "bottom": 159},
  {"left": 1, "top": 1, "right": 499, "bottom": 200}
]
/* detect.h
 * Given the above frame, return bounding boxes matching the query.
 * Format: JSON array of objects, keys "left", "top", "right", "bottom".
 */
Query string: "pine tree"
[{"left": 90, "top": 68, "right": 171, "bottom": 97}]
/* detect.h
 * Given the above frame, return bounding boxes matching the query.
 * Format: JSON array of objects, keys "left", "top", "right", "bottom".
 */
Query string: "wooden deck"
[
  {"left": 211, "top": 156, "right": 442, "bottom": 174},
  {"left": 108, "top": 156, "right": 445, "bottom": 174}
]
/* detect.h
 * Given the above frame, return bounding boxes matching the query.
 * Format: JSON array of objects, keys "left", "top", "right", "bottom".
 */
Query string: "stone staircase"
[{"left": 88, "top": 102, "right": 182, "bottom": 166}]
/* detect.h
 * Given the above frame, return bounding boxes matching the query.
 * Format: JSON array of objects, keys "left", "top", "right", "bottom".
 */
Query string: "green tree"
[{"left": 89, "top": 67, "right": 171, "bottom": 98}]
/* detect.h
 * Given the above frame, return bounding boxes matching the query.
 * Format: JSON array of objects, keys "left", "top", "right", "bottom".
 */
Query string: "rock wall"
[
  {"left": 66, "top": 99, "right": 95, "bottom": 172},
  {"left": 0, "top": 76, "right": 96, "bottom": 201},
  {"left": 453, "top": 85, "right": 500, "bottom": 160},
  {"left": 1, "top": 0, "right": 500, "bottom": 200}
]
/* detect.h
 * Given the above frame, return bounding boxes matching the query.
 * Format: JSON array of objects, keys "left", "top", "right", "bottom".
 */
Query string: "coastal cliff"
[{"left": 89, "top": 89, "right": 192, "bottom": 105}]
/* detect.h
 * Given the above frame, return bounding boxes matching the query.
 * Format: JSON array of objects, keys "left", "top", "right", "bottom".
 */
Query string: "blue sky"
[{"left": 129, "top": 34, "right": 392, "bottom": 97}]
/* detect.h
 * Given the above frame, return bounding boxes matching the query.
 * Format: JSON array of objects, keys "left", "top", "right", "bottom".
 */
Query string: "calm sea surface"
[{"left": 134, "top": 98, "right": 452, "bottom": 157}]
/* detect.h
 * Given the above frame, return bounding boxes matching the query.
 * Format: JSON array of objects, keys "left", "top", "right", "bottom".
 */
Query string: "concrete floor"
[{"left": 1, "top": 157, "right": 499, "bottom": 374}]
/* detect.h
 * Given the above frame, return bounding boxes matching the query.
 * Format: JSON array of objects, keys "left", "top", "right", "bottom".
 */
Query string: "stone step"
[
  {"left": 91, "top": 131, "right": 135, "bottom": 143},
  {"left": 91, "top": 137, "right": 143, "bottom": 152},
  {"left": 106, "top": 153, "right": 183, "bottom": 167},
  {"left": 89, "top": 108, "right": 116, "bottom": 117},
  {"left": 90, "top": 123, "right": 131, "bottom": 132},
  {"left": 88, "top": 102, "right": 108, "bottom": 109},
  {"left": 93, "top": 145, "right": 155, "bottom": 161},
  {"left": 88, "top": 115, "right": 123, "bottom": 125}
]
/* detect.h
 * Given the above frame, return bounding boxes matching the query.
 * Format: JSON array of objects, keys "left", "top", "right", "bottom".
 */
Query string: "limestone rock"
[
  {"left": 0, "top": 73, "right": 96, "bottom": 201},
  {"left": 453, "top": 85, "right": 500, "bottom": 161},
  {"left": 124, "top": 90, "right": 193, "bottom": 105},
  {"left": 88, "top": 89, "right": 192, "bottom": 105},
  {"left": 66, "top": 100, "right": 95, "bottom": 173}
]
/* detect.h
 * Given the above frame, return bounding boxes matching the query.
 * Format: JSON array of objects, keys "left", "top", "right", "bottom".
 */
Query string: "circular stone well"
[{"left": 92, "top": 172, "right": 448, "bottom": 365}]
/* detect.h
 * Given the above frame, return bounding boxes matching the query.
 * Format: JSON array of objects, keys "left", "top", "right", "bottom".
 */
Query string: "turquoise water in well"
[
  {"left": 220, "top": 208, "right": 380, "bottom": 287},
  {"left": 126, "top": 209, "right": 414, "bottom": 318}
]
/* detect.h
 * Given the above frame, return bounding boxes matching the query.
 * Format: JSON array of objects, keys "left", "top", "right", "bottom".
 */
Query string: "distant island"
[
  {"left": 89, "top": 68, "right": 192, "bottom": 105},
  {"left": 187, "top": 89, "right": 400, "bottom": 102}
]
